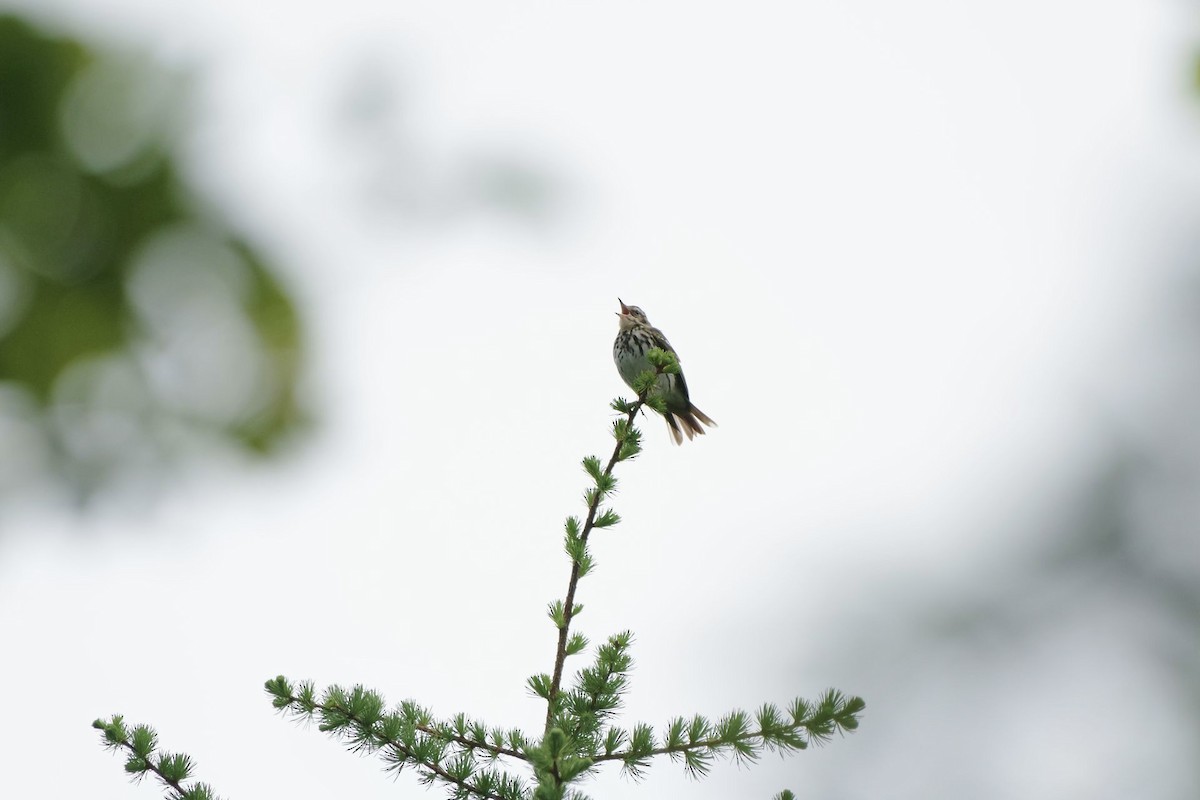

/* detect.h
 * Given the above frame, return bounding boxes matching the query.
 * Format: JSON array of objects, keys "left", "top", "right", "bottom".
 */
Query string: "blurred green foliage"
[{"left": 0, "top": 16, "right": 305, "bottom": 499}]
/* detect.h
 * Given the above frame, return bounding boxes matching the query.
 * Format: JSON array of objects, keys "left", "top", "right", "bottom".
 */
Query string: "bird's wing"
[
  {"left": 647, "top": 325, "right": 677, "bottom": 356},
  {"left": 647, "top": 325, "right": 691, "bottom": 403}
]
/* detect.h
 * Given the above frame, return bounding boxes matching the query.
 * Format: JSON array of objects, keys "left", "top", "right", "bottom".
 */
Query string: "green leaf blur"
[{"left": 0, "top": 16, "right": 305, "bottom": 497}]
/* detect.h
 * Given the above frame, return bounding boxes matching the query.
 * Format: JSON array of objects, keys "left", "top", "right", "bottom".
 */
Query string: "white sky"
[{"left": 1, "top": 1, "right": 1197, "bottom": 799}]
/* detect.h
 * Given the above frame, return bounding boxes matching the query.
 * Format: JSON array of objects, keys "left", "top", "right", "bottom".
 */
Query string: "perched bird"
[{"left": 613, "top": 299, "right": 716, "bottom": 445}]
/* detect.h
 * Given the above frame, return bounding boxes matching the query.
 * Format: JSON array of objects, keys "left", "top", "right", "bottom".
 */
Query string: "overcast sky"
[{"left": 1, "top": 2, "right": 1197, "bottom": 799}]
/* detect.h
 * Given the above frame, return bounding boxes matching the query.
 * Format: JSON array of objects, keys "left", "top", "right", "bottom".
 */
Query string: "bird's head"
[{"left": 617, "top": 299, "right": 650, "bottom": 331}]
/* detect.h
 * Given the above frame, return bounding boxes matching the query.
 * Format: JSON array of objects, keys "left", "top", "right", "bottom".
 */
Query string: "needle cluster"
[{"left": 92, "top": 716, "right": 220, "bottom": 800}]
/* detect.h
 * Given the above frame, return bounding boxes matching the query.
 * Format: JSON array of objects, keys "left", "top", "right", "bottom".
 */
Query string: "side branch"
[
  {"left": 92, "top": 716, "right": 219, "bottom": 800},
  {"left": 267, "top": 680, "right": 529, "bottom": 800},
  {"left": 593, "top": 691, "right": 865, "bottom": 779}
]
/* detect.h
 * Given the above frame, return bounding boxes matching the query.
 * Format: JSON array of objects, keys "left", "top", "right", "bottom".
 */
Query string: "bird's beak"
[{"left": 618, "top": 299, "right": 630, "bottom": 315}]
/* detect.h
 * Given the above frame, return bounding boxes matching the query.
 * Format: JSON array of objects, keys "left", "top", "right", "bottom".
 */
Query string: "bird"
[{"left": 613, "top": 299, "right": 716, "bottom": 445}]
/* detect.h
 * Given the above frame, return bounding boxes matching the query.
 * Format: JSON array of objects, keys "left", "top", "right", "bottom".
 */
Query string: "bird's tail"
[{"left": 665, "top": 404, "right": 717, "bottom": 445}]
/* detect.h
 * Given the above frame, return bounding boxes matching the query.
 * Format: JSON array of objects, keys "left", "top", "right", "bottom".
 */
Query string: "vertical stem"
[{"left": 543, "top": 402, "right": 643, "bottom": 735}]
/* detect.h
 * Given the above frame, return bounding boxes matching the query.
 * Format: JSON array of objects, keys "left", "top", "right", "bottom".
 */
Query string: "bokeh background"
[{"left": 1, "top": 2, "right": 1197, "bottom": 798}]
